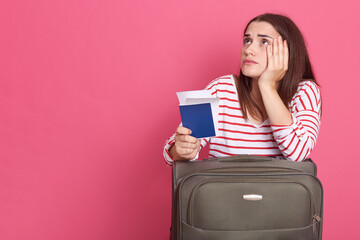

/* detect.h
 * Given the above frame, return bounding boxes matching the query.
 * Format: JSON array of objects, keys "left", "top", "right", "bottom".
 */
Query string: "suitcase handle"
[{"left": 216, "top": 154, "right": 273, "bottom": 162}]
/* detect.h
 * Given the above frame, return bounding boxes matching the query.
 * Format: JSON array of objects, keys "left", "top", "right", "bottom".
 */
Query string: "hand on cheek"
[{"left": 259, "top": 36, "right": 289, "bottom": 89}]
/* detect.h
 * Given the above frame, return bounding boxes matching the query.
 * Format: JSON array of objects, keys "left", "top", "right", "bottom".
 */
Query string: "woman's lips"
[{"left": 243, "top": 60, "right": 258, "bottom": 65}]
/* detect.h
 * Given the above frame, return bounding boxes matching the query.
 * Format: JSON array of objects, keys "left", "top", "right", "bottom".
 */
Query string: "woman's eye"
[
  {"left": 261, "top": 39, "right": 270, "bottom": 45},
  {"left": 243, "top": 38, "right": 251, "bottom": 44}
]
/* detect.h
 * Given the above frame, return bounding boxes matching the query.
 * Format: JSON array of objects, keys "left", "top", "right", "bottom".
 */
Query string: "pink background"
[{"left": 1, "top": 0, "right": 359, "bottom": 239}]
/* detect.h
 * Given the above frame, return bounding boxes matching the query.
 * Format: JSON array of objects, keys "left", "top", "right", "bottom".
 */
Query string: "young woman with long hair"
[{"left": 163, "top": 13, "right": 321, "bottom": 165}]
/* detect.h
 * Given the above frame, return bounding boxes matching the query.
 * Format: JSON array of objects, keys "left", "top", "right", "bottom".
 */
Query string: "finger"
[
  {"left": 266, "top": 44, "right": 273, "bottom": 68},
  {"left": 273, "top": 37, "right": 279, "bottom": 66},
  {"left": 176, "top": 134, "right": 197, "bottom": 144},
  {"left": 183, "top": 134, "right": 198, "bottom": 144},
  {"left": 278, "top": 36, "right": 284, "bottom": 68},
  {"left": 176, "top": 141, "right": 198, "bottom": 150},
  {"left": 177, "top": 147, "right": 196, "bottom": 156},
  {"left": 176, "top": 126, "right": 192, "bottom": 135},
  {"left": 177, "top": 143, "right": 199, "bottom": 158},
  {"left": 284, "top": 40, "right": 289, "bottom": 70},
  {"left": 176, "top": 138, "right": 199, "bottom": 148}
]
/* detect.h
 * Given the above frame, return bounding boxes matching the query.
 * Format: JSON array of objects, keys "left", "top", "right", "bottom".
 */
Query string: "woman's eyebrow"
[
  {"left": 258, "top": 34, "right": 273, "bottom": 39},
  {"left": 244, "top": 33, "right": 273, "bottom": 39}
]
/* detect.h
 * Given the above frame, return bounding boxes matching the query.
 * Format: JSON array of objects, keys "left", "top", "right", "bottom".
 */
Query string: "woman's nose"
[{"left": 244, "top": 43, "right": 256, "bottom": 56}]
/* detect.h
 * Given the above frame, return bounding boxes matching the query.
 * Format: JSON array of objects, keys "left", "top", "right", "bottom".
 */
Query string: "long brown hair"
[{"left": 236, "top": 13, "right": 320, "bottom": 121}]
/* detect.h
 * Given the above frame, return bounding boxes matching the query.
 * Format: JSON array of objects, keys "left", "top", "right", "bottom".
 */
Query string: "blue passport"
[{"left": 179, "top": 103, "right": 216, "bottom": 138}]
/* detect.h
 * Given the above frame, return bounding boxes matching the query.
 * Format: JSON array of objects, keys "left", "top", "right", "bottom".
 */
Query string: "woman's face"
[{"left": 241, "top": 21, "right": 280, "bottom": 79}]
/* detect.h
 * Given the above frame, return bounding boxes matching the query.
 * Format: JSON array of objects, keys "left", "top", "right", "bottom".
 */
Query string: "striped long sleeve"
[
  {"left": 270, "top": 81, "right": 321, "bottom": 161},
  {"left": 163, "top": 75, "right": 321, "bottom": 165}
]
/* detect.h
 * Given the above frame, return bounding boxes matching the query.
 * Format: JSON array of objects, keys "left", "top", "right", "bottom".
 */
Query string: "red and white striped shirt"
[{"left": 163, "top": 74, "right": 321, "bottom": 166}]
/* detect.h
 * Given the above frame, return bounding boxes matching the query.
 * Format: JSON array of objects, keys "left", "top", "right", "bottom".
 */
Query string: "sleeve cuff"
[
  {"left": 163, "top": 141, "right": 175, "bottom": 166},
  {"left": 271, "top": 114, "right": 306, "bottom": 141}
]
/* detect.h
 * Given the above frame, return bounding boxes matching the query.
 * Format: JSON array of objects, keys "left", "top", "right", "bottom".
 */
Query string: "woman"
[{"left": 163, "top": 13, "right": 321, "bottom": 166}]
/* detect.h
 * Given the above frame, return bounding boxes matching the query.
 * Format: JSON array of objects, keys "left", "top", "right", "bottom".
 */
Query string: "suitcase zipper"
[
  {"left": 312, "top": 214, "right": 321, "bottom": 234},
  {"left": 187, "top": 176, "right": 317, "bottom": 230},
  {"left": 204, "top": 166, "right": 301, "bottom": 174}
]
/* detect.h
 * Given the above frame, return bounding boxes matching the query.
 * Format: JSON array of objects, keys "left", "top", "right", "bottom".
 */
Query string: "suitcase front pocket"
[{"left": 187, "top": 178, "right": 313, "bottom": 231}]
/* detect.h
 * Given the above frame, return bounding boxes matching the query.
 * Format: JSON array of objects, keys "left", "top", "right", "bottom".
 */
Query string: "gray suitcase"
[{"left": 170, "top": 155, "right": 323, "bottom": 240}]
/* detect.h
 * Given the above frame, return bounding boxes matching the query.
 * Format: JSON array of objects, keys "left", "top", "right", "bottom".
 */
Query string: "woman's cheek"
[{"left": 240, "top": 47, "right": 246, "bottom": 57}]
